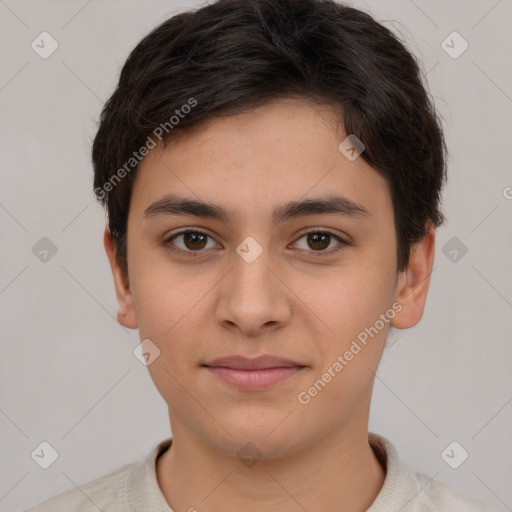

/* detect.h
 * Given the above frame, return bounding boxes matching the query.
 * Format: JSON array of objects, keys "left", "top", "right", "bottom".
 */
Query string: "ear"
[
  {"left": 390, "top": 225, "right": 436, "bottom": 329},
  {"left": 103, "top": 227, "right": 138, "bottom": 329}
]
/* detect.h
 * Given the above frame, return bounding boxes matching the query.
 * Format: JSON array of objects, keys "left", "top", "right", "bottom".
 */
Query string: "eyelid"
[
  {"left": 163, "top": 227, "right": 349, "bottom": 257},
  {"left": 163, "top": 228, "right": 221, "bottom": 257},
  {"left": 290, "top": 228, "right": 349, "bottom": 257},
  {"left": 293, "top": 227, "right": 349, "bottom": 242}
]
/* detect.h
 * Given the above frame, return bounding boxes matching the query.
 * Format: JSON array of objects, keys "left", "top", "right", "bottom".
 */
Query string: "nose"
[{"left": 215, "top": 248, "right": 293, "bottom": 337}]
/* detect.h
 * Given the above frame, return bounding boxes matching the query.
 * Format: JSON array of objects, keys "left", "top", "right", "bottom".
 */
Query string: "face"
[{"left": 105, "top": 98, "right": 434, "bottom": 460}]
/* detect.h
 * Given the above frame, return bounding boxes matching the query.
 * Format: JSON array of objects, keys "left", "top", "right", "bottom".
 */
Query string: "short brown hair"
[{"left": 92, "top": 0, "right": 447, "bottom": 278}]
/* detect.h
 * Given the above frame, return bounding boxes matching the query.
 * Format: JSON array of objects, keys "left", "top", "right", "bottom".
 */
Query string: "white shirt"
[{"left": 25, "top": 432, "right": 495, "bottom": 511}]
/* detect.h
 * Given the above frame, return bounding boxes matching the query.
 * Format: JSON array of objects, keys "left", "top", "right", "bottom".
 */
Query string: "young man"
[{"left": 27, "top": 0, "right": 494, "bottom": 510}]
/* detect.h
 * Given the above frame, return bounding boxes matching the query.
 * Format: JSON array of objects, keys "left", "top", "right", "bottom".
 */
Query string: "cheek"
[
  {"left": 296, "top": 274, "right": 394, "bottom": 420},
  {"left": 129, "top": 247, "right": 201, "bottom": 335},
  {"left": 305, "top": 258, "right": 395, "bottom": 339},
  {"left": 306, "top": 259, "right": 396, "bottom": 394},
  {"left": 128, "top": 256, "right": 214, "bottom": 381},
  {"left": 132, "top": 267, "right": 206, "bottom": 404}
]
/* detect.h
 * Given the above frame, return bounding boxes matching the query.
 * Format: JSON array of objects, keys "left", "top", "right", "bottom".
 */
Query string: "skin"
[{"left": 104, "top": 97, "right": 435, "bottom": 512}]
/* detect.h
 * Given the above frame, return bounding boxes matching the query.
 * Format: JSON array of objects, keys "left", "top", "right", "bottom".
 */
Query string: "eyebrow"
[{"left": 143, "top": 193, "right": 371, "bottom": 224}]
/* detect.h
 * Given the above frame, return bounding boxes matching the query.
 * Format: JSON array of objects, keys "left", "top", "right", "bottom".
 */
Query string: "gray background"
[{"left": 1, "top": 0, "right": 511, "bottom": 510}]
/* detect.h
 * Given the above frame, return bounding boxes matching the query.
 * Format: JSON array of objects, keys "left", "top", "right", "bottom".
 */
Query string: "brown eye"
[
  {"left": 182, "top": 232, "right": 208, "bottom": 250},
  {"left": 165, "top": 230, "right": 218, "bottom": 256},
  {"left": 306, "top": 232, "right": 331, "bottom": 251},
  {"left": 293, "top": 230, "right": 348, "bottom": 257}
]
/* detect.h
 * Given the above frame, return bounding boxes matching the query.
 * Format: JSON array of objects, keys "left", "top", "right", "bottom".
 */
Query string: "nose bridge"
[
  {"left": 231, "top": 241, "right": 278, "bottom": 306},
  {"left": 216, "top": 239, "right": 291, "bottom": 333}
]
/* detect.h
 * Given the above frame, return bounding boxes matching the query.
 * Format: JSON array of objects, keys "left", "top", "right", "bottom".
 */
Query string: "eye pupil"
[
  {"left": 308, "top": 233, "right": 330, "bottom": 250},
  {"left": 169, "top": 230, "right": 341, "bottom": 256},
  {"left": 184, "top": 232, "right": 207, "bottom": 250}
]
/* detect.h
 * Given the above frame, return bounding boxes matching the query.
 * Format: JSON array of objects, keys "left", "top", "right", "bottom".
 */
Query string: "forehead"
[{"left": 129, "top": 98, "right": 393, "bottom": 225}]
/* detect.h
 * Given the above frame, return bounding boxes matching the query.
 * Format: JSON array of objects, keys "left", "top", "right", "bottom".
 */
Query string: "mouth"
[{"left": 201, "top": 355, "right": 307, "bottom": 390}]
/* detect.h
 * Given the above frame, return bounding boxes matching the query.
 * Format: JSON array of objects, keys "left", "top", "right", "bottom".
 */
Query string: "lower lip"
[{"left": 205, "top": 366, "right": 304, "bottom": 390}]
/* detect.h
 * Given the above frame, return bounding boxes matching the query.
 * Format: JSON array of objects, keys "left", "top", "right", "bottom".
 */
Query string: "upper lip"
[{"left": 203, "top": 355, "right": 305, "bottom": 370}]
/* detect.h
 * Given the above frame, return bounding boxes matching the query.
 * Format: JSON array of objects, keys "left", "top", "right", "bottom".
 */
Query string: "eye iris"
[
  {"left": 178, "top": 232, "right": 335, "bottom": 252},
  {"left": 184, "top": 232, "right": 207, "bottom": 250},
  {"left": 307, "top": 233, "right": 330, "bottom": 250}
]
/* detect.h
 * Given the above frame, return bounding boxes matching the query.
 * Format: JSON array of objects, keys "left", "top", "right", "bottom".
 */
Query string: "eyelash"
[{"left": 163, "top": 228, "right": 349, "bottom": 259}]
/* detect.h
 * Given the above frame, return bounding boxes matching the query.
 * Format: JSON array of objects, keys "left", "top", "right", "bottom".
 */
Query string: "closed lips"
[{"left": 203, "top": 355, "right": 306, "bottom": 370}]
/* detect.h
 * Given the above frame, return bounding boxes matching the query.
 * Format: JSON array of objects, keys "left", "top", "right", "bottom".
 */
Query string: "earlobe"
[
  {"left": 390, "top": 225, "right": 436, "bottom": 330},
  {"left": 103, "top": 227, "right": 138, "bottom": 329}
]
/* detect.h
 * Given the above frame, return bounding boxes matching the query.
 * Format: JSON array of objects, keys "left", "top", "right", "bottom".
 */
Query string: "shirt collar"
[
  {"left": 366, "top": 432, "right": 421, "bottom": 511},
  {"left": 127, "top": 437, "right": 174, "bottom": 511},
  {"left": 126, "top": 432, "right": 418, "bottom": 512}
]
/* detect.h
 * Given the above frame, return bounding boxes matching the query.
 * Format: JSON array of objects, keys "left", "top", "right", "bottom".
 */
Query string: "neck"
[{"left": 156, "top": 422, "right": 386, "bottom": 512}]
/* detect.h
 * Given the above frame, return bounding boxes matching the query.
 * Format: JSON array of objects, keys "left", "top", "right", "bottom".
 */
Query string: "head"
[{"left": 93, "top": 0, "right": 446, "bottom": 458}]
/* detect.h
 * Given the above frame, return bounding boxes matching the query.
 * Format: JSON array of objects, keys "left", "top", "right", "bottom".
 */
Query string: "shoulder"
[
  {"left": 24, "top": 438, "right": 174, "bottom": 512},
  {"left": 24, "top": 461, "right": 136, "bottom": 512},
  {"left": 368, "top": 433, "right": 497, "bottom": 512},
  {"left": 411, "top": 470, "right": 496, "bottom": 512}
]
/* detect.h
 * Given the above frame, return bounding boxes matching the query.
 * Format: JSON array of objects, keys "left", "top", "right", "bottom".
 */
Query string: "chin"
[{"left": 205, "top": 421, "right": 309, "bottom": 463}]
